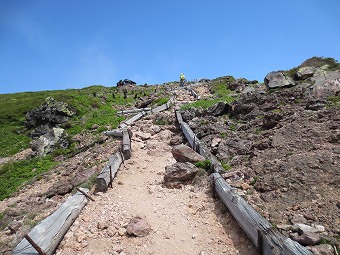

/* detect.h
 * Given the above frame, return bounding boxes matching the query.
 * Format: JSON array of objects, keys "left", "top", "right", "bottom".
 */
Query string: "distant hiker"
[{"left": 180, "top": 73, "right": 186, "bottom": 87}]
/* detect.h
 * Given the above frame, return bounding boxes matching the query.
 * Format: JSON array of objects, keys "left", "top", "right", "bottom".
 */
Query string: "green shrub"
[
  {"left": 221, "top": 161, "right": 232, "bottom": 171},
  {"left": 154, "top": 97, "right": 169, "bottom": 106},
  {"left": 154, "top": 119, "right": 167, "bottom": 125},
  {"left": 181, "top": 95, "right": 235, "bottom": 110},
  {"left": 194, "top": 160, "right": 211, "bottom": 171},
  {"left": 327, "top": 95, "right": 340, "bottom": 107}
]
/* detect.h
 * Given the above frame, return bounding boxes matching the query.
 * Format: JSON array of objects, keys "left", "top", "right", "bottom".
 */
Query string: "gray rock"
[
  {"left": 276, "top": 224, "right": 293, "bottom": 231},
  {"left": 204, "top": 102, "right": 231, "bottom": 117},
  {"left": 311, "top": 74, "right": 340, "bottom": 98},
  {"left": 290, "top": 214, "right": 308, "bottom": 224},
  {"left": 289, "top": 232, "right": 321, "bottom": 246},
  {"left": 264, "top": 71, "right": 295, "bottom": 90},
  {"left": 295, "top": 67, "right": 315, "bottom": 80},
  {"left": 25, "top": 96, "right": 75, "bottom": 128},
  {"left": 293, "top": 223, "right": 325, "bottom": 234},
  {"left": 151, "top": 125, "right": 161, "bottom": 133},
  {"left": 164, "top": 162, "right": 199, "bottom": 188},
  {"left": 30, "top": 127, "right": 69, "bottom": 156},
  {"left": 135, "top": 131, "right": 152, "bottom": 141},
  {"left": 126, "top": 217, "right": 151, "bottom": 237},
  {"left": 171, "top": 144, "right": 205, "bottom": 163},
  {"left": 262, "top": 112, "right": 283, "bottom": 129},
  {"left": 309, "top": 244, "right": 335, "bottom": 255}
]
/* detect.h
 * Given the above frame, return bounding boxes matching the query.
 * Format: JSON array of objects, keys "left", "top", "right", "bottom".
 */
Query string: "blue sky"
[{"left": 1, "top": 0, "right": 339, "bottom": 94}]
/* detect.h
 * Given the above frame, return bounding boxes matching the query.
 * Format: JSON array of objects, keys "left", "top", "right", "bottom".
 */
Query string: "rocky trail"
[{"left": 56, "top": 88, "right": 257, "bottom": 255}]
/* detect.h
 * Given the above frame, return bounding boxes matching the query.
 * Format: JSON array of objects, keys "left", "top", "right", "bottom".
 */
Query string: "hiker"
[{"left": 180, "top": 73, "right": 186, "bottom": 87}]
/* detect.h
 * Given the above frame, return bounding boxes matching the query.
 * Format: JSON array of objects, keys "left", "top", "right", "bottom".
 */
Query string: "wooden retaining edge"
[
  {"left": 175, "top": 110, "right": 312, "bottom": 255},
  {"left": 122, "top": 129, "right": 131, "bottom": 160},
  {"left": 96, "top": 151, "right": 124, "bottom": 192},
  {"left": 212, "top": 173, "right": 312, "bottom": 255},
  {"left": 103, "top": 128, "right": 132, "bottom": 138},
  {"left": 185, "top": 87, "right": 201, "bottom": 99},
  {"left": 12, "top": 188, "right": 89, "bottom": 255},
  {"left": 118, "top": 97, "right": 175, "bottom": 128},
  {"left": 119, "top": 111, "right": 146, "bottom": 129},
  {"left": 117, "top": 108, "right": 152, "bottom": 116}
]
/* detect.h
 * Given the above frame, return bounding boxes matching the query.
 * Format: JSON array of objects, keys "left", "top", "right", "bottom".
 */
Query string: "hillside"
[{"left": 0, "top": 56, "right": 339, "bottom": 254}]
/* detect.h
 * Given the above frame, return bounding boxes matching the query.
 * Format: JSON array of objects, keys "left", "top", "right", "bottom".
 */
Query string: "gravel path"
[{"left": 56, "top": 89, "right": 257, "bottom": 255}]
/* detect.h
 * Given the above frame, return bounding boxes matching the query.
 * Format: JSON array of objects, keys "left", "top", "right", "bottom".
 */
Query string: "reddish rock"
[
  {"left": 171, "top": 144, "right": 205, "bottom": 163},
  {"left": 126, "top": 217, "right": 151, "bottom": 237}
]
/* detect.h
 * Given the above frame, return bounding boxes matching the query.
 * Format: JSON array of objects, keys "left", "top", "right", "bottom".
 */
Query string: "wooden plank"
[
  {"left": 103, "top": 129, "right": 124, "bottom": 137},
  {"left": 123, "top": 112, "right": 144, "bottom": 125},
  {"left": 281, "top": 238, "right": 313, "bottom": 255},
  {"left": 96, "top": 152, "right": 123, "bottom": 192},
  {"left": 122, "top": 130, "right": 131, "bottom": 160},
  {"left": 12, "top": 188, "right": 88, "bottom": 255},
  {"left": 212, "top": 172, "right": 267, "bottom": 244},
  {"left": 181, "top": 123, "right": 196, "bottom": 148},
  {"left": 212, "top": 173, "right": 313, "bottom": 255},
  {"left": 117, "top": 108, "right": 152, "bottom": 116},
  {"left": 175, "top": 110, "right": 184, "bottom": 126},
  {"left": 152, "top": 103, "right": 168, "bottom": 113}
]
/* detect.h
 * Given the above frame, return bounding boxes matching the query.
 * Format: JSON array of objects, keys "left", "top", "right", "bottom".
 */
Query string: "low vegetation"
[
  {"left": 0, "top": 155, "right": 58, "bottom": 200},
  {"left": 0, "top": 84, "right": 168, "bottom": 200},
  {"left": 181, "top": 76, "right": 237, "bottom": 110}
]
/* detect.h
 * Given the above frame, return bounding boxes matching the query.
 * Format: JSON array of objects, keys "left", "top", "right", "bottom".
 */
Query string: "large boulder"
[
  {"left": 307, "top": 69, "right": 340, "bottom": 98},
  {"left": 30, "top": 127, "right": 69, "bottom": 156},
  {"left": 25, "top": 97, "right": 75, "bottom": 128},
  {"left": 171, "top": 144, "right": 205, "bottom": 163},
  {"left": 295, "top": 66, "right": 315, "bottom": 80},
  {"left": 204, "top": 102, "right": 231, "bottom": 117},
  {"left": 164, "top": 162, "right": 199, "bottom": 188},
  {"left": 264, "top": 71, "right": 295, "bottom": 90}
]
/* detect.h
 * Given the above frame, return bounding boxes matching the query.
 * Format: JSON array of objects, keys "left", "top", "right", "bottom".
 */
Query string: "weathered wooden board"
[
  {"left": 103, "top": 129, "right": 124, "bottom": 137},
  {"left": 175, "top": 110, "right": 184, "bottom": 126},
  {"left": 117, "top": 108, "right": 152, "bottom": 116},
  {"left": 12, "top": 188, "right": 88, "bottom": 255},
  {"left": 96, "top": 152, "right": 123, "bottom": 192},
  {"left": 180, "top": 123, "right": 196, "bottom": 148},
  {"left": 119, "top": 111, "right": 149, "bottom": 128},
  {"left": 152, "top": 103, "right": 168, "bottom": 113},
  {"left": 122, "top": 130, "right": 131, "bottom": 160},
  {"left": 185, "top": 87, "right": 200, "bottom": 99},
  {"left": 212, "top": 173, "right": 313, "bottom": 254}
]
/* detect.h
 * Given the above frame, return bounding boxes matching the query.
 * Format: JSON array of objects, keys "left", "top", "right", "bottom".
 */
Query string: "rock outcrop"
[
  {"left": 30, "top": 127, "right": 69, "bottom": 156},
  {"left": 264, "top": 71, "right": 296, "bottom": 89},
  {"left": 25, "top": 97, "right": 75, "bottom": 156},
  {"left": 25, "top": 97, "right": 75, "bottom": 129}
]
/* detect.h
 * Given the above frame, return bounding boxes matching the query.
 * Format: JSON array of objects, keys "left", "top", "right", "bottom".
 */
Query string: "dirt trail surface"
[{"left": 56, "top": 88, "right": 257, "bottom": 255}]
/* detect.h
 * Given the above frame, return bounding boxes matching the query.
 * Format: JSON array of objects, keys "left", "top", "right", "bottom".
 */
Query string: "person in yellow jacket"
[{"left": 180, "top": 73, "right": 186, "bottom": 87}]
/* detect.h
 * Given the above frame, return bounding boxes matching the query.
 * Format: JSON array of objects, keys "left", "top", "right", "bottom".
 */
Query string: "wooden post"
[
  {"left": 24, "top": 234, "right": 47, "bottom": 255},
  {"left": 96, "top": 152, "right": 123, "bottom": 192},
  {"left": 75, "top": 188, "right": 95, "bottom": 201},
  {"left": 122, "top": 129, "right": 131, "bottom": 160},
  {"left": 109, "top": 166, "right": 113, "bottom": 188}
]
